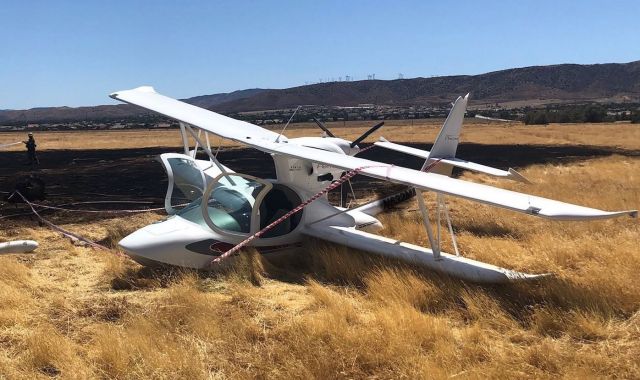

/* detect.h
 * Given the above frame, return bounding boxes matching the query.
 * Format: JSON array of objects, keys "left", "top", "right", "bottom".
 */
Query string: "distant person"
[{"left": 23, "top": 132, "right": 39, "bottom": 165}]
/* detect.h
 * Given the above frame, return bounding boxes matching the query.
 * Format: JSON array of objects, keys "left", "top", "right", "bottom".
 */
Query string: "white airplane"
[{"left": 111, "top": 86, "right": 637, "bottom": 283}]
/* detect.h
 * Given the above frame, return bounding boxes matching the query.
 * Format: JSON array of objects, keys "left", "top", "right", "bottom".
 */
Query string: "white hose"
[{"left": 0, "top": 141, "right": 22, "bottom": 149}]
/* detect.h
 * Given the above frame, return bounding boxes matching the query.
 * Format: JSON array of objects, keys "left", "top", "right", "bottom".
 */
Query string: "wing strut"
[
  {"left": 416, "top": 158, "right": 461, "bottom": 259},
  {"left": 417, "top": 193, "right": 461, "bottom": 260},
  {"left": 183, "top": 123, "right": 236, "bottom": 185},
  {"left": 416, "top": 158, "right": 446, "bottom": 259},
  {"left": 417, "top": 192, "right": 441, "bottom": 259},
  {"left": 192, "top": 129, "right": 203, "bottom": 158},
  {"left": 179, "top": 122, "right": 190, "bottom": 155},
  {"left": 439, "top": 194, "right": 460, "bottom": 256}
]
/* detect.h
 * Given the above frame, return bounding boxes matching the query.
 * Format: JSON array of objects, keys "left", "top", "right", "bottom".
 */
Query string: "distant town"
[{"left": 1, "top": 101, "right": 638, "bottom": 132}]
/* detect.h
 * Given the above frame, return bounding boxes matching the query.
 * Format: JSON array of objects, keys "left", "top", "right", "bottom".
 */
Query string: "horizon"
[
  {"left": 2, "top": 0, "right": 639, "bottom": 109},
  {"left": 4, "top": 58, "right": 640, "bottom": 112}
]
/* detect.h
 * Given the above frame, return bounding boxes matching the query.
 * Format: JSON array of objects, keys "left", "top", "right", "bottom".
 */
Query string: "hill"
[
  {"left": 1, "top": 61, "right": 639, "bottom": 123},
  {"left": 213, "top": 61, "right": 640, "bottom": 112},
  {"left": 0, "top": 89, "right": 267, "bottom": 124}
]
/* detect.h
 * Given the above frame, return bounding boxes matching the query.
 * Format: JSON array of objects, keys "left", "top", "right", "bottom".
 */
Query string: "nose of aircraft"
[
  {"left": 118, "top": 217, "right": 211, "bottom": 265},
  {"left": 118, "top": 229, "right": 149, "bottom": 254}
]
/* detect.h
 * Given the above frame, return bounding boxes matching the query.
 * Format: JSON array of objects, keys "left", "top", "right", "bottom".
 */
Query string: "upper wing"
[
  {"left": 249, "top": 141, "right": 636, "bottom": 220},
  {"left": 110, "top": 86, "right": 637, "bottom": 221},
  {"left": 110, "top": 86, "right": 282, "bottom": 142}
]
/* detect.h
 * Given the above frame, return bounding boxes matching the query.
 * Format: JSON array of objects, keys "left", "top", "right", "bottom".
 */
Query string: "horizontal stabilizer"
[
  {"left": 375, "top": 138, "right": 430, "bottom": 159},
  {"left": 304, "top": 225, "right": 547, "bottom": 283},
  {"left": 375, "top": 138, "right": 530, "bottom": 183},
  {"left": 443, "top": 158, "right": 531, "bottom": 183}
]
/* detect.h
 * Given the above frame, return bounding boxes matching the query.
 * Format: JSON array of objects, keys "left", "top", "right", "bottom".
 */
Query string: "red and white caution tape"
[
  {"left": 12, "top": 191, "right": 119, "bottom": 254},
  {"left": 27, "top": 202, "right": 168, "bottom": 214},
  {"left": 211, "top": 165, "right": 387, "bottom": 264},
  {"left": 355, "top": 144, "right": 376, "bottom": 154},
  {"left": 421, "top": 158, "right": 442, "bottom": 172}
]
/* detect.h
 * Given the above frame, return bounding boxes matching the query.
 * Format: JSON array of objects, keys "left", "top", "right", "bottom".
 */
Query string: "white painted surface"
[
  {"left": 304, "top": 225, "right": 546, "bottom": 283},
  {"left": 0, "top": 240, "right": 38, "bottom": 254}
]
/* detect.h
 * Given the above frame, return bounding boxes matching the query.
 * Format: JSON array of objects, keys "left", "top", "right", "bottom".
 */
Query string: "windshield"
[{"left": 177, "top": 175, "right": 266, "bottom": 234}]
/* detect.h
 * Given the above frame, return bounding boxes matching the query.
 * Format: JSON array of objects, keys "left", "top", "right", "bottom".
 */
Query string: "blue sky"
[{"left": 1, "top": 0, "right": 638, "bottom": 109}]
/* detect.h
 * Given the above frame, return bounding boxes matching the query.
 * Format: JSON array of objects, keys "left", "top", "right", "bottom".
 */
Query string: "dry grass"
[
  {"left": 2, "top": 120, "right": 639, "bottom": 151},
  {"left": 0, "top": 124, "right": 638, "bottom": 378}
]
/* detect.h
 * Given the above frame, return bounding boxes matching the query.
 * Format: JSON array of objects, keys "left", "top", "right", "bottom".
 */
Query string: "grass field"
[
  {"left": 2, "top": 120, "right": 640, "bottom": 151},
  {"left": 0, "top": 121, "right": 639, "bottom": 379}
]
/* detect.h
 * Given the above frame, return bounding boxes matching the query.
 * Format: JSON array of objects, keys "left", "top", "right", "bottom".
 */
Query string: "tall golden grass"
[
  {"left": 2, "top": 120, "right": 639, "bottom": 151},
  {"left": 0, "top": 126, "right": 638, "bottom": 378}
]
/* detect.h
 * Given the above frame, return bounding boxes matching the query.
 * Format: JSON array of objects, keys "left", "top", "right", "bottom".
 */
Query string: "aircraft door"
[{"left": 159, "top": 153, "right": 207, "bottom": 214}]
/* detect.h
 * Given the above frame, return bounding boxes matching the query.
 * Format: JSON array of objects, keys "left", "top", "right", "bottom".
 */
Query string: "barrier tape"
[
  {"left": 0, "top": 202, "right": 173, "bottom": 220},
  {"left": 0, "top": 141, "right": 22, "bottom": 149},
  {"left": 356, "top": 144, "right": 375, "bottom": 154},
  {"left": 421, "top": 158, "right": 442, "bottom": 172},
  {"left": 12, "top": 191, "right": 120, "bottom": 255},
  {"left": 27, "top": 203, "right": 168, "bottom": 214},
  {"left": 211, "top": 165, "right": 388, "bottom": 264}
]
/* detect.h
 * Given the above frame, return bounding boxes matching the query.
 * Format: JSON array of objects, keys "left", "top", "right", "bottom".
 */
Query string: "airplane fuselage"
[{"left": 119, "top": 136, "right": 382, "bottom": 268}]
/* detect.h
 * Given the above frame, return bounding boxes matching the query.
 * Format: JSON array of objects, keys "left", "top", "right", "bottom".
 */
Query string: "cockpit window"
[
  {"left": 166, "top": 157, "right": 205, "bottom": 210},
  {"left": 175, "top": 174, "right": 301, "bottom": 238}
]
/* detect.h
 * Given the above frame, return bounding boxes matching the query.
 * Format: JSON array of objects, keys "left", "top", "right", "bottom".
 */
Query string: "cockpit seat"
[{"left": 259, "top": 185, "right": 302, "bottom": 238}]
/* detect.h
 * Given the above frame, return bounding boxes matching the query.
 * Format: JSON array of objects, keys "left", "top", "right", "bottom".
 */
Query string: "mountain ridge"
[
  {"left": 1, "top": 61, "right": 639, "bottom": 123},
  {"left": 211, "top": 61, "right": 640, "bottom": 113}
]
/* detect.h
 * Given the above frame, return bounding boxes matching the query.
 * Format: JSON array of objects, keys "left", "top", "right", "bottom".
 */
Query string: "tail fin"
[
  {"left": 423, "top": 94, "right": 468, "bottom": 175},
  {"left": 428, "top": 94, "right": 468, "bottom": 159}
]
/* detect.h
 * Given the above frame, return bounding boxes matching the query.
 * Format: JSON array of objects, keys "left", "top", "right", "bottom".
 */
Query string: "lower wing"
[{"left": 303, "top": 224, "right": 548, "bottom": 283}]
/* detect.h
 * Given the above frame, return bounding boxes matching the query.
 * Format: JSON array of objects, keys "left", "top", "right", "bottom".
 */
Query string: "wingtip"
[
  {"left": 508, "top": 168, "right": 532, "bottom": 184},
  {"left": 506, "top": 271, "right": 553, "bottom": 282},
  {"left": 134, "top": 85, "right": 157, "bottom": 93},
  {"left": 109, "top": 86, "right": 157, "bottom": 100}
]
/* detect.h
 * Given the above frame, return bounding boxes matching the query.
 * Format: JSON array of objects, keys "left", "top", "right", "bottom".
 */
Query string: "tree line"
[{"left": 524, "top": 105, "right": 640, "bottom": 125}]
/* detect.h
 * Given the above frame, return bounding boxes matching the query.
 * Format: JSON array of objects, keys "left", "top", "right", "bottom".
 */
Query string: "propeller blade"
[
  {"left": 312, "top": 118, "right": 335, "bottom": 137},
  {"left": 350, "top": 121, "right": 385, "bottom": 148}
]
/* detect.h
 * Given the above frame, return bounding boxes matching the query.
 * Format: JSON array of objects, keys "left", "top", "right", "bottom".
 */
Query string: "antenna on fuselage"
[{"left": 275, "top": 106, "right": 301, "bottom": 143}]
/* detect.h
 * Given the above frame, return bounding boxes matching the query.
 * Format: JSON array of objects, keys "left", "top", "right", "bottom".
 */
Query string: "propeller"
[
  {"left": 312, "top": 118, "right": 336, "bottom": 137},
  {"left": 350, "top": 121, "right": 384, "bottom": 148},
  {"left": 311, "top": 118, "right": 384, "bottom": 208},
  {"left": 312, "top": 118, "right": 385, "bottom": 148}
]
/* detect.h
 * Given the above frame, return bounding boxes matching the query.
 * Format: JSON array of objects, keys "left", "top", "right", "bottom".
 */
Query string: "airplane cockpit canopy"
[{"left": 162, "top": 155, "right": 303, "bottom": 239}]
